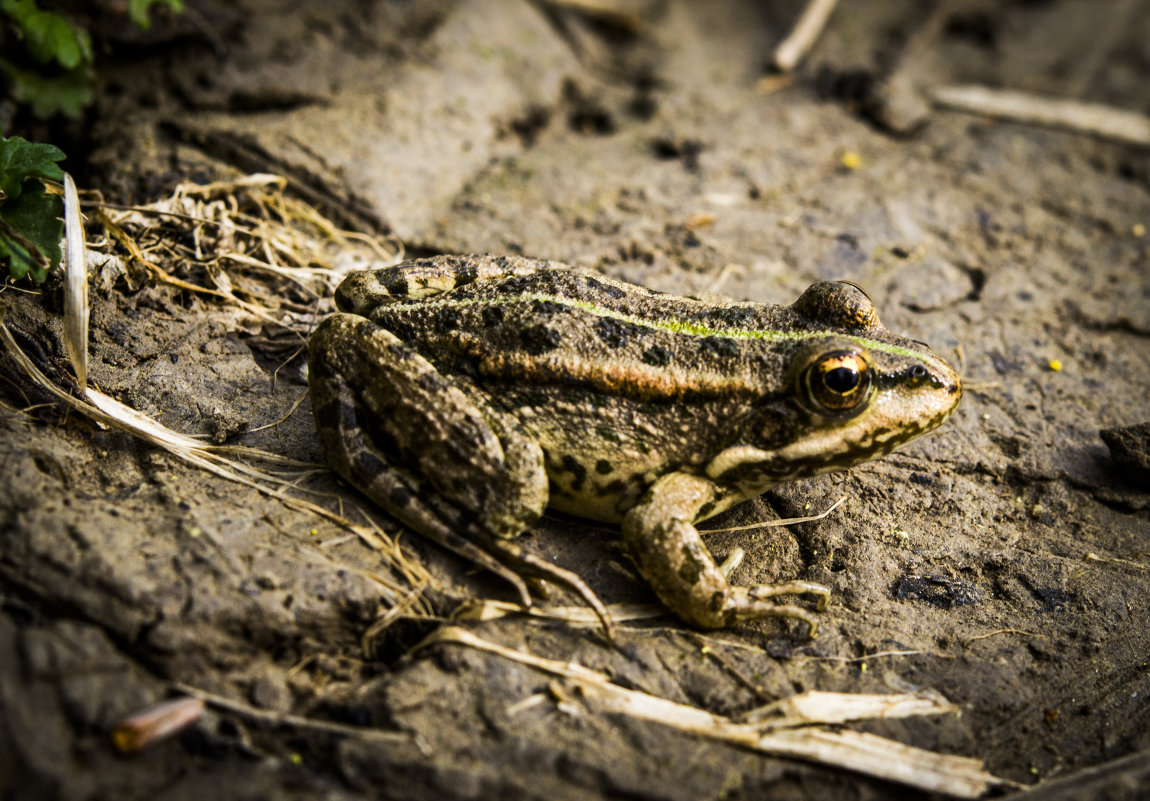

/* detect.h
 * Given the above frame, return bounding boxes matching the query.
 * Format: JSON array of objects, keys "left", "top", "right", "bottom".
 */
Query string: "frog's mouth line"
[{"left": 707, "top": 385, "right": 962, "bottom": 489}]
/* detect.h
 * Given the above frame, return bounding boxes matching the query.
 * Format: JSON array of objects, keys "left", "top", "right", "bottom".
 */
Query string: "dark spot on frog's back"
[
  {"left": 388, "top": 485, "right": 411, "bottom": 509},
  {"left": 386, "top": 318, "right": 416, "bottom": 342},
  {"left": 379, "top": 270, "right": 409, "bottom": 297},
  {"left": 436, "top": 306, "right": 460, "bottom": 332},
  {"left": 581, "top": 274, "right": 626, "bottom": 299},
  {"left": 481, "top": 305, "right": 504, "bottom": 328},
  {"left": 453, "top": 265, "right": 478, "bottom": 288},
  {"left": 415, "top": 370, "right": 446, "bottom": 393},
  {"left": 595, "top": 316, "right": 639, "bottom": 348},
  {"left": 530, "top": 299, "right": 561, "bottom": 317},
  {"left": 642, "top": 345, "right": 673, "bottom": 367},
  {"left": 599, "top": 478, "right": 627, "bottom": 496},
  {"left": 386, "top": 342, "right": 414, "bottom": 362},
  {"left": 596, "top": 425, "right": 619, "bottom": 442},
  {"left": 521, "top": 324, "right": 563, "bottom": 355},
  {"left": 709, "top": 306, "right": 758, "bottom": 329},
  {"left": 595, "top": 459, "right": 613, "bottom": 475},
  {"left": 312, "top": 396, "right": 345, "bottom": 435},
  {"left": 700, "top": 336, "right": 740, "bottom": 358},
  {"left": 499, "top": 275, "right": 533, "bottom": 295}
]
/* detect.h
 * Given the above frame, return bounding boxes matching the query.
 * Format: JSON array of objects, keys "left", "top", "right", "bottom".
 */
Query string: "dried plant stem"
[
  {"left": 423, "top": 627, "right": 1009, "bottom": 798},
  {"left": 172, "top": 683, "right": 409, "bottom": 744},
  {"left": 932, "top": 85, "right": 1150, "bottom": 148},
  {"left": 62, "top": 174, "right": 89, "bottom": 386},
  {"left": 772, "top": 0, "right": 839, "bottom": 72}
]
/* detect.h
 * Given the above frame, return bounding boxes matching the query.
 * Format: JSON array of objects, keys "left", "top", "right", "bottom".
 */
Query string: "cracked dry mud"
[{"left": 1, "top": 2, "right": 1148, "bottom": 799}]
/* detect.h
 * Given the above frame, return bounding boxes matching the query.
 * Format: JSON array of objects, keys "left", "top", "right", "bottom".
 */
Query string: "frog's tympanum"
[{"left": 308, "top": 255, "right": 962, "bottom": 637}]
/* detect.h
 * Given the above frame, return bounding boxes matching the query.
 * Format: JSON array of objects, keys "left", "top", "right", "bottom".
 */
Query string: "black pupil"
[{"left": 825, "top": 366, "right": 860, "bottom": 393}]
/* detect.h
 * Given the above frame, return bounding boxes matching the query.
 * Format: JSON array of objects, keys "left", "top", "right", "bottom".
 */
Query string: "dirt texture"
[{"left": 2, "top": 1, "right": 1149, "bottom": 799}]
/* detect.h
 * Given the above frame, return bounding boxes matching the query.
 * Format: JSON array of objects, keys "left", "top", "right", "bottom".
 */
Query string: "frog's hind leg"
[
  {"left": 314, "top": 398, "right": 534, "bottom": 607},
  {"left": 309, "top": 313, "right": 613, "bottom": 637}
]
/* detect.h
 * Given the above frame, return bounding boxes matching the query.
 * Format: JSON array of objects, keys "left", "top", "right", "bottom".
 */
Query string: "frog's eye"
[{"left": 801, "top": 350, "right": 872, "bottom": 414}]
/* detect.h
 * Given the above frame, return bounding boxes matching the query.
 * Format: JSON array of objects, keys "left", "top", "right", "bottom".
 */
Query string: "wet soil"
[{"left": 2, "top": 1, "right": 1149, "bottom": 799}]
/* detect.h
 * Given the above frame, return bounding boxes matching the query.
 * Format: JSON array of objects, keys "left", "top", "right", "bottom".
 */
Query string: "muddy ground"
[{"left": 2, "top": 1, "right": 1149, "bottom": 799}]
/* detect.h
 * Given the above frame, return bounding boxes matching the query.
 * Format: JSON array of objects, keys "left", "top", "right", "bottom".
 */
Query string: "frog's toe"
[
  {"left": 738, "top": 581, "right": 832, "bottom": 637},
  {"left": 487, "top": 538, "right": 616, "bottom": 642},
  {"left": 747, "top": 580, "right": 831, "bottom": 613}
]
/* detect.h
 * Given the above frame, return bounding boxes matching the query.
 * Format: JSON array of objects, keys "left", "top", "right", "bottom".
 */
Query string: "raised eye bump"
[{"left": 801, "top": 350, "right": 872, "bottom": 414}]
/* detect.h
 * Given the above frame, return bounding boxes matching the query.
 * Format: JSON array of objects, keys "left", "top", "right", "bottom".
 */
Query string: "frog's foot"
[
  {"left": 486, "top": 538, "right": 616, "bottom": 642},
  {"left": 726, "top": 582, "right": 831, "bottom": 638},
  {"left": 623, "top": 473, "right": 830, "bottom": 638}
]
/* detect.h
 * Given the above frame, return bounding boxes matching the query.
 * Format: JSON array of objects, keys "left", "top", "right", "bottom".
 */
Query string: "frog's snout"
[{"left": 916, "top": 352, "right": 963, "bottom": 433}]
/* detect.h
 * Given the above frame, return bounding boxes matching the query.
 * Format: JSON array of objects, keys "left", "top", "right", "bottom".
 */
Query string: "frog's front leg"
[
  {"left": 310, "top": 314, "right": 612, "bottom": 634},
  {"left": 622, "top": 473, "right": 830, "bottom": 636}
]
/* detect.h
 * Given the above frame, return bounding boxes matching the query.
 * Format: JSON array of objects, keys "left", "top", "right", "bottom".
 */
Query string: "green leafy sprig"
[
  {"left": 0, "top": 133, "right": 66, "bottom": 283},
  {"left": 0, "top": 0, "right": 185, "bottom": 117}
]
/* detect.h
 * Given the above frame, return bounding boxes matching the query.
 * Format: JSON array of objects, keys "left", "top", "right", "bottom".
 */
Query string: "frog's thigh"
[
  {"left": 309, "top": 314, "right": 547, "bottom": 536},
  {"left": 622, "top": 472, "right": 828, "bottom": 634}
]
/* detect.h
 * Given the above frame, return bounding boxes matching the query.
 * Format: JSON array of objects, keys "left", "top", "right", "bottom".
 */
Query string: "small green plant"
[
  {"left": 0, "top": 132, "right": 66, "bottom": 283},
  {"left": 0, "top": 0, "right": 184, "bottom": 117}
]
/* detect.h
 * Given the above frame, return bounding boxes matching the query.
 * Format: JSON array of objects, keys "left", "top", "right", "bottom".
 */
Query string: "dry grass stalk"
[
  {"left": 932, "top": 85, "right": 1150, "bottom": 148},
  {"left": 702, "top": 494, "right": 847, "bottom": 533},
  {"left": 772, "top": 0, "right": 840, "bottom": 72},
  {"left": 111, "top": 697, "right": 205, "bottom": 753},
  {"left": 62, "top": 174, "right": 89, "bottom": 387},
  {"left": 424, "top": 626, "right": 1010, "bottom": 798},
  {"left": 451, "top": 598, "right": 667, "bottom": 626},
  {"left": 171, "top": 683, "right": 410, "bottom": 745}
]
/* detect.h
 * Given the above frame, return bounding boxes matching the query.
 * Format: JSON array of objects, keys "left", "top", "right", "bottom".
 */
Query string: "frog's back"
[{"left": 355, "top": 256, "right": 806, "bottom": 405}]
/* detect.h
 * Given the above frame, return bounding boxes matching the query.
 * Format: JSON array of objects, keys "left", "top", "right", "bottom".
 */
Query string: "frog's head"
[{"left": 707, "top": 281, "right": 962, "bottom": 491}]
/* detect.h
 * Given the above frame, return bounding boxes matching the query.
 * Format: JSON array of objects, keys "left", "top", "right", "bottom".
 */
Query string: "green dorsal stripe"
[{"left": 383, "top": 292, "right": 950, "bottom": 371}]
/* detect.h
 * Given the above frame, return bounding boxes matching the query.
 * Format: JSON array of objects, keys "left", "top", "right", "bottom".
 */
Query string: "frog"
[{"left": 307, "top": 254, "right": 962, "bottom": 638}]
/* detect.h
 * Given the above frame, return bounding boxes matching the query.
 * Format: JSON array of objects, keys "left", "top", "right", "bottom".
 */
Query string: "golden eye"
[{"left": 801, "top": 350, "right": 872, "bottom": 414}]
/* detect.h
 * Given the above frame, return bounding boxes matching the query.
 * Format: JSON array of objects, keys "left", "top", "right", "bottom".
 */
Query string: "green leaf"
[
  {"left": 0, "top": 133, "right": 66, "bottom": 283},
  {"left": 0, "top": 58, "right": 94, "bottom": 118},
  {"left": 0, "top": 0, "right": 93, "bottom": 69},
  {"left": 0, "top": 133, "right": 66, "bottom": 200},
  {"left": 128, "top": 0, "right": 185, "bottom": 29},
  {"left": 0, "top": 181, "right": 63, "bottom": 283}
]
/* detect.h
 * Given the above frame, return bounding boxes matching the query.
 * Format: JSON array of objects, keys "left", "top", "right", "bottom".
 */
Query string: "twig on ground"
[
  {"left": 172, "top": 683, "right": 410, "bottom": 745},
  {"left": 772, "top": 0, "right": 839, "bottom": 72},
  {"left": 422, "top": 626, "right": 1012, "bottom": 798},
  {"left": 931, "top": 85, "right": 1150, "bottom": 148},
  {"left": 111, "top": 697, "right": 205, "bottom": 753}
]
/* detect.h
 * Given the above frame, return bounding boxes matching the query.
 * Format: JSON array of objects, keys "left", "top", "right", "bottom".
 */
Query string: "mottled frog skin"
[{"left": 308, "top": 255, "right": 962, "bottom": 636}]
